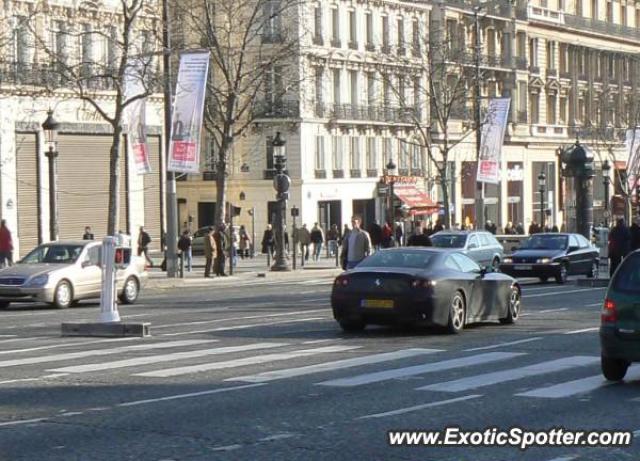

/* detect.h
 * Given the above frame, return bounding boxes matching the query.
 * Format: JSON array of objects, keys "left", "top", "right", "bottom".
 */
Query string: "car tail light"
[
  {"left": 410, "top": 279, "right": 434, "bottom": 289},
  {"left": 601, "top": 298, "right": 617, "bottom": 323},
  {"left": 334, "top": 276, "right": 349, "bottom": 287}
]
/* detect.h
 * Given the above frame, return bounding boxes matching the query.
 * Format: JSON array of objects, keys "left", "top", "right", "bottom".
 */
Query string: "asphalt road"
[{"left": 0, "top": 272, "right": 637, "bottom": 461}]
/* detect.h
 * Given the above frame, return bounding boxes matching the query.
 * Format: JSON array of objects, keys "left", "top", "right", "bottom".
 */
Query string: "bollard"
[
  {"left": 267, "top": 249, "right": 271, "bottom": 268},
  {"left": 335, "top": 244, "right": 340, "bottom": 268},
  {"left": 179, "top": 252, "right": 184, "bottom": 278},
  {"left": 99, "top": 236, "right": 120, "bottom": 323}
]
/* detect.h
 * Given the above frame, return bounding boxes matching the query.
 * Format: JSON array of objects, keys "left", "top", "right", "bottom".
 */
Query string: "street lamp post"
[
  {"left": 386, "top": 158, "right": 397, "bottom": 226},
  {"left": 271, "top": 132, "right": 291, "bottom": 271},
  {"left": 291, "top": 205, "right": 298, "bottom": 270},
  {"left": 42, "top": 110, "right": 60, "bottom": 242},
  {"left": 538, "top": 170, "right": 546, "bottom": 230},
  {"left": 602, "top": 159, "right": 611, "bottom": 227}
]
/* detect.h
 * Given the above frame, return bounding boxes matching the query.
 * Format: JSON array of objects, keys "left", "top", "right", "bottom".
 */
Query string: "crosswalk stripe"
[
  {"left": 227, "top": 348, "right": 442, "bottom": 383},
  {"left": 418, "top": 356, "right": 599, "bottom": 393},
  {"left": 48, "top": 343, "right": 289, "bottom": 374},
  {"left": 517, "top": 367, "right": 640, "bottom": 398},
  {"left": 316, "top": 352, "right": 524, "bottom": 387},
  {"left": 160, "top": 317, "right": 326, "bottom": 337},
  {"left": 357, "top": 395, "right": 483, "bottom": 420},
  {"left": 0, "top": 339, "right": 216, "bottom": 368},
  {"left": 0, "top": 338, "right": 140, "bottom": 356},
  {"left": 134, "top": 345, "right": 361, "bottom": 378}
]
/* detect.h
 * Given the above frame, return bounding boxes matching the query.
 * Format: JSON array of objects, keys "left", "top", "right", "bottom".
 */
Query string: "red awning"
[
  {"left": 393, "top": 185, "right": 439, "bottom": 216},
  {"left": 615, "top": 160, "right": 627, "bottom": 170}
]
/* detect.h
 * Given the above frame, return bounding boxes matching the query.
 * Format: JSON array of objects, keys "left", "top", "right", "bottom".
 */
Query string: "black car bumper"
[
  {"left": 600, "top": 326, "right": 640, "bottom": 362},
  {"left": 331, "top": 292, "right": 448, "bottom": 327},
  {"left": 499, "top": 263, "right": 560, "bottom": 278}
]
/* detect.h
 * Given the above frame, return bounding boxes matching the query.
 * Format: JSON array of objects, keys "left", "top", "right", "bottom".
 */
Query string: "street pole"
[
  {"left": 45, "top": 149, "right": 59, "bottom": 242},
  {"left": 228, "top": 202, "right": 233, "bottom": 276},
  {"left": 539, "top": 186, "right": 545, "bottom": 229},
  {"left": 603, "top": 160, "right": 610, "bottom": 227},
  {"left": 251, "top": 206, "right": 256, "bottom": 258},
  {"left": 292, "top": 213, "right": 297, "bottom": 270},
  {"left": 163, "top": 0, "right": 179, "bottom": 278},
  {"left": 271, "top": 132, "right": 291, "bottom": 271},
  {"left": 474, "top": 7, "right": 485, "bottom": 231}
]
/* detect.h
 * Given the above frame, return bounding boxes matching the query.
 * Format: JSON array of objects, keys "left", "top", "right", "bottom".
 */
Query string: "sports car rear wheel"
[
  {"left": 500, "top": 287, "right": 520, "bottom": 325},
  {"left": 338, "top": 319, "right": 366, "bottom": 332},
  {"left": 0, "top": 301, "right": 10, "bottom": 309},
  {"left": 446, "top": 292, "right": 466, "bottom": 334}
]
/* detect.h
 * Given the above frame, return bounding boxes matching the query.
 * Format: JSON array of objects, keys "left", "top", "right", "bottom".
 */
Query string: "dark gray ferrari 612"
[{"left": 331, "top": 248, "right": 521, "bottom": 334}]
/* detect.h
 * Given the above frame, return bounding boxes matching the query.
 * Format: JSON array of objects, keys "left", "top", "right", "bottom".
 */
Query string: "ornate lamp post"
[
  {"left": 271, "top": 132, "right": 291, "bottom": 271},
  {"left": 42, "top": 110, "right": 60, "bottom": 241},
  {"left": 538, "top": 170, "right": 546, "bottom": 230},
  {"left": 386, "top": 157, "right": 397, "bottom": 225},
  {"left": 602, "top": 159, "right": 611, "bottom": 227}
]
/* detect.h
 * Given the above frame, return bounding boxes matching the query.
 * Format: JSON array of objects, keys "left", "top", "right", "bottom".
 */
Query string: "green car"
[{"left": 600, "top": 250, "right": 640, "bottom": 381}]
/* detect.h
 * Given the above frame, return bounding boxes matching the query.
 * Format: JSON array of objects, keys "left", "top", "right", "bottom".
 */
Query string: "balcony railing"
[
  {"left": 315, "top": 103, "right": 420, "bottom": 123},
  {"left": 546, "top": 68, "right": 557, "bottom": 77},
  {"left": 350, "top": 169, "right": 361, "bottom": 178},
  {"left": 0, "top": 61, "right": 121, "bottom": 90},
  {"left": 330, "top": 38, "right": 342, "bottom": 48},
  {"left": 564, "top": 13, "right": 640, "bottom": 42},
  {"left": 365, "top": 42, "right": 376, "bottom": 51},
  {"left": 517, "top": 110, "right": 527, "bottom": 123},
  {"left": 313, "top": 35, "right": 324, "bottom": 46},
  {"left": 559, "top": 70, "right": 571, "bottom": 79},
  {"left": 252, "top": 100, "right": 299, "bottom": 119},
  {"left": 366, "top": 169, "right": 378, "bottom": 177},
  {"left": 261, "top": 32, "right": 284, "bottom": 44},
  {"left": 333, "top": 169, "right": 344, "bottom": 178},
  {"left": 315, "top": 170, "right": 327, "bottom": 179},
  {"left": 515, "top": 57, "right": 528, "bottom": 70},
  {"left": 348, "top": 41, "right": 358, "bottom": 50},
  {"left": 462, "top": 52, "right": 512, "bottom": 69}
]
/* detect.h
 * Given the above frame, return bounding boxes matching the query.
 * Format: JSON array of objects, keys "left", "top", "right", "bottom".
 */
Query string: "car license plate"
[
  {"left": 361, "top": 299, "right": 394, "bottom": 309},
  {"left": 514, "top": 264, "right": 532, "bottom": 270}
]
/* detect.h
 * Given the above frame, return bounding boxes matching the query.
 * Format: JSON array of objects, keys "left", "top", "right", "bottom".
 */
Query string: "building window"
[
  {"left": 350, "top": 70, "right": 358, "bottom": 105},
  {"left": 332, "top": 136, "right": 343, "bottom": 170},
  {"left": 350, "top": 137, "right": 360, "bottom": 170},
  {"left": 315, "top": 135, "right": 326, "bottom": 170},
  {"left": 348, "top": 10, "right": 357, "bottom": 47},
  {"left": 365, "top": 11, "right": 373, "bottom": 48},
  {"left": 314, "top": 5, "right": 323, "bottom": 44},
  {"left": 528, "top": 38, "right": 538, "bottom": 69},
  {"left": 559, "top": 97, "right": 567, "bottom": 124},
  {"left": 315, "top": 67, "right": 324, "bottom": 105},
  {"left": 366, "top": 138, "right": 377, "bottom": 170},
  {"left": 529, "top": 93, "right": 539, "bottom": 124},
  {"left": 265, "top": 135, "right": 274, "bottom": 170},
  {"left": 578, "top": 98, "right": 585, "bottom": 123},
  {"left": 576, "top": 0, "right": 582, "bottom": 16},
  {"left": 413, "top": 77, "right": 421, "bottom": 109},
  {"left": 608, "top": 55, "right": 615, "bottom": 79},
  {"left": 592, "top": 0, "right": 598, "bottom": 19},
  {"left": 547, "top": 94, "right": 556, "bottom": 124},
  {"left": 398, "top": 139, "right": 409, "bottom": 169},
  {"left": 51, "top": 20, "right": 69, "bottom": 66},
  {"left": 331, "top": 7, "right": 340, "bottom": 46},
  {"left": 412, "top": 19, "right": 420, "bottom": 55},
  {"left": 397, "top": 17, "right": 405, "bottom": 53},
  {"left": 384, "top": 138, "right": 393, "bottom": 168},
  {"left": 621, "top": 4, "right": 627, "bottom": 26},
  {"left": 398, "top": 75, "right": 406, "bottom": 104},
  {"left": 546, "top": 40, "right": 555, "bottom": 70},
  {"left": 80, "top": 23, "right": 94, "bottom": 77},
  {"left": 411, "top": 144, "right": 422, "bottom": 171},
  {"left": 367, "top": 72, "right": 376, "bottom": 106},
  {"left": 382, "top": 15, "right": 389, "bottom": 51},
  {"left": 636, "top": 9, "right": 640, "bottom": 29},
  {"left": 262, "top": 1, "right": 282, "bottom": 41},
  {"left": 332, "top": 68, "right": 341, "bottom": 105},
  {"left": 606, "top": 1, "right": 613, "bottom": 22}
]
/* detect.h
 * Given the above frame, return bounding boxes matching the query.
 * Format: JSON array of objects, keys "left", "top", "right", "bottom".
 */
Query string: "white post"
[{"left": 99, "top": 236, "right": 120, "bottom": 323}]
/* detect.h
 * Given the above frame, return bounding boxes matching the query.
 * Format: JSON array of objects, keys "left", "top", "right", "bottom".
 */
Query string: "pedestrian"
[
  {"left": 326, "top": 224, "right": 339, "bottom": 257},
  {"left": 261, "top": 224, "right": 275, "bottom": 257},
  {"left": 433, "top": 219, "right": 444, "bottom": 233},
  {"left": 395, "top": 222, "right": 404, "bottom": 246},
  {"left": 214, "top": 224, "right": 228, "bottom": 276},
  {"left": 516, "top": 222, "right": 525, "bottom": 234},
  {"left": 0, "top": 220, "right": 13, "bottom": 268},
  {"left": 485, "top": 220, "right": 497, "bottom": 235},
  {"left": 381, "top": 222, "right": 393, "bottom": 248},
  {"left": 230, "top": 225, "right": 239, "bottom": 267},
  {"left": 82, "top": 226, "right": 94, "bottom": 240},
  {"left": 630, "top": 219, "right": 640, "bottom": 252},
  {"left": 310, "top": 222, "right": 324, "bottom": 261},
  {"left": 239, "top": 225, "right": 251, "bottom": 258},
  {"left": 340, "top": 215, "right": 372, "bottom": 270},
  {"left": 609, "top": 218, "right": 631, "bottom": 276},
  {"left": 528, "top": 221, "right": 539, "bottom": 235},
  {"left": 137, "top": 226, "right": 153, "bottom": 267},
  {"left": 203, "top": 227, "right": 216, "bottom": 278},
  {"left": 298, "top": 223, "right": 311, "bottom": 261},
  {"left": 178, "top": 230, "right": 193, "bottom": 272},
  {"left": 368, "top": 221, "right": 383, "bottom": 250},
  {"left": 342, "top": 224, "right": 351, "bottom": 243}
]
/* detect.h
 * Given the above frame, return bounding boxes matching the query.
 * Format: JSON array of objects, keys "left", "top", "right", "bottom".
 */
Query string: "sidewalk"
[{"left": 145, "top": 253, "right": 343, "bottom": 289}]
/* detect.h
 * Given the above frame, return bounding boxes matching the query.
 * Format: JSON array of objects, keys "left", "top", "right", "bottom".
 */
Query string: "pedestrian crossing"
[{"left": 3, "top": 335, "right": 639, "bottom": 404}]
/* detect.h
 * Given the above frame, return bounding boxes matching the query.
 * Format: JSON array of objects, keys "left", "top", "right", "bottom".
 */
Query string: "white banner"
[
  {"left": 625, "top": 128, "right": 640, "bottom": 190},
  {"left": 168, "top": 52, "right": 210, "bottom": 173},
  {"left": 477, "top": 98, "right": 511, "bottom": 184},
  {"left": 124, "top": 63, "right": 151, "bottom": 175}
]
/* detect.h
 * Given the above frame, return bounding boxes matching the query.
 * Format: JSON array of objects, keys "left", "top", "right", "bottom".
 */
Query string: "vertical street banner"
[
  {"left": 477, "top": 98, "right": 511, "bottom": 184},
  {"left": 168, "top": 52, "right": 210, "bottom": 173},
  {"left": 124, "top": 63, "right": 151, "bottom": 175},
  {"left": 625, "top": 128, "right": 640, "bottom": 190}
]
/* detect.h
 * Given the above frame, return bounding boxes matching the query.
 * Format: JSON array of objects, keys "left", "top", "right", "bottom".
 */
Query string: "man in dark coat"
[
  {"left": 408, "top": 228, "right": 432, "bottom": 247},
  {"left": 213, "top": 224, "right": 228, "bottom": 276},
  {"left": 368, "top": 222, "right": 383, "bottom": 249},
  {"left": 630, "top": 219, "right": 640, "bottom": 252},
  {"left": 609, "top": 218, "right": 631, "bottom": 276}
]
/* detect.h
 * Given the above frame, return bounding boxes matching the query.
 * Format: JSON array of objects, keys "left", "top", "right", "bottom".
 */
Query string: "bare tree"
[
  {"left": 171, "top": 0, "right": 301, "bottom": 226},
  {"left": 31, "top": 0, "right": 161, "bottom": 235},
  {"left": 379, "top": 25, "right": 480, "bottom": 228}
]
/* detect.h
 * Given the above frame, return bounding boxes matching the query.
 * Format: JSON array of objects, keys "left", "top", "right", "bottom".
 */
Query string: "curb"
[{"left": 576, "top": 278, "right": 610, "bottom": 288}]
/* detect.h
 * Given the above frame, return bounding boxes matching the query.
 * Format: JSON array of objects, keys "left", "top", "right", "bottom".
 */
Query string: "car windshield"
[
  {"left": 520, "top": 235, "right": 568, "bottom": 251},
  {"left": 357, "top": 250, "right": 436, "bottom": 269},
  {"left": 20, "top": 245, "right": 84, "bottom": 264},
  {"left": 612, "top": 254, "right": 640, "bottom": 293},
  {"left": 430, "top": 234, "right": 467, "bottom": 248}
]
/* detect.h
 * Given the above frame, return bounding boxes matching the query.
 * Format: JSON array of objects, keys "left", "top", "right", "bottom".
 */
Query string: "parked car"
[
  {"left": 331, "top": 247, "right": 521, "bottom": 333},
  {"left": 190, "top": 227, "right": 210, "bottom": 255},
  {"left": 430, "top": 231, "right": 504, "bottom": 269},
  {"left": 499, "top": 233, "right": 599, "bottom": 284},
  {"left": 600, "top": 250, "right": 640, "bottom": 381},
  {"left": 0, "top": 241, "right": 147, "bottom": 309}
]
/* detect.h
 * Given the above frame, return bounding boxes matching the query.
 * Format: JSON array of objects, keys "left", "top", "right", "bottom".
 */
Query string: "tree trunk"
[
  {"left": 107, "top": 123, "right": 123, "bottom": 236},
  {"left": 214, "top": 143, "right": 231, "bottom": 227},
  {"left": 439, "top": 160, "right": 451, "bottom": 229}
]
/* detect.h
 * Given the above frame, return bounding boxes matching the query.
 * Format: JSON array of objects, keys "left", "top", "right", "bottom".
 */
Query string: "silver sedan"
[{"left": 0, "top": 240, "right": 147, "bottom": 309}]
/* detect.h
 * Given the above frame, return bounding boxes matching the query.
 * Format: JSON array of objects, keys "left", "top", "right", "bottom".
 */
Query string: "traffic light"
[{"left": 114, "top": 247, "right": 131, "bottom": 268}]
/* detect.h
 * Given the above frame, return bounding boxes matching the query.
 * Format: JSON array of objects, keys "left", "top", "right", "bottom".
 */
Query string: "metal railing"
[
  {"left": 252, "top": 100, "right": 300, "bottom": 119},
  {"left": 564, "top": 13, "right": 640, "bottom": 42},
  {"left": 315, "top": 103, "right": 420, "bottom": 123},
  {"left": 0, "top": 61, "right": 124, "bottom": 91}
]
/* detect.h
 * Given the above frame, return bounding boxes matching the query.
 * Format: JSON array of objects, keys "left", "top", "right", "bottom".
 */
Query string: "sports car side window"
[
  {"left": 444, "top": 256, "right": 462, "bottom": 271},
  {"left": 452, "top": 253, "right": 481, "bottom": 273},
  {"left": 576, "top": 235, "right": 590, "bottom": 248}
]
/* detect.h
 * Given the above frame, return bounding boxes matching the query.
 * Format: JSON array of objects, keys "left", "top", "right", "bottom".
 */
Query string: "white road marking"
[
  {"left": 259, "top": 433, "right": 297, "bottom": 442},
  {"left": 564, "top": 327, "right": 599, "bottom": 334},
  {"left": 160, "top": 317, "right": 327, "bottom": 337},
  {"left": 544, "top": 456, "right": 579, "bottom": 461},
  {"left": 135, "top": 345, "right": 361, "bottom": 378},
  {"left": 463, "top": 337, "right": 543, "bottom": 352},
  {"left": 0, "top": 339, "right": 216, "bottom": 368},
  {"left": 228, "top": 349, "right": 441, "bottom": 383},
  {"left": 538, "top": 308, "right": 569, "bottom": 314},
  {"left": 633, "top": 429, "right": 640, "bottom": 437},
  {"left": 0, "top": 417, "right": 47, "bottom": 427},
  {"left": 519, "top": 367, "right": 640, "bottom": 399},
  {"left": 153, "top": 309, "right": 326, "bottom": 329},
  {"left": 301, "top": 339, "right": 334, "bottom": 344},
  {"left": 586, "top": 302, "right": 603, "bottom": 307},
  {"left": 0, "top": 335, "right": 17, "bottom": 338},
  {"left": 523, "top": 288, "right": 606, "bottom": 298},
  {"left": 0, "top": 377, "right": 41, "bottom": 385},
  {"left": 117, "top": 383, "right": 266, "bottom": 406},
  {"left": 211, "top": 445, "right": 243, "bottom": 452},
  {"left": 419, "top": 356, "right": 599, "bottom": 393},
  {"left": 317, "top": 352, "right": 524, "bottom": 387},
  {"left": 357, "top": 395, "right": 483, "bottom": 420},
  {"left": 49, "top": 343, "right": 289, "bottom": 373},
  {"left": 0, "top": 338, "right": 140, "bottom": 356}
]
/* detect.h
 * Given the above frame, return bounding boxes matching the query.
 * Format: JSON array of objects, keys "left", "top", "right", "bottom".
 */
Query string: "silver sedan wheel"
[
  {"left": 120, "top": 277, "right": 139, "bottom": 304},
  {"left": 54, "top": 281, "right": 72, "bottom": 309}
]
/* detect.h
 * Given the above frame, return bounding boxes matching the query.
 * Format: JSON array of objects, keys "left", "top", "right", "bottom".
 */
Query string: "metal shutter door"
[
  {"left": 15, "top": 132, "right": 40, "bottom": 257},
  {"left": 57, "top": 135, "right": 128, "bottom": 240},
  {"left": 144, "top": 136, "right": 162, "bottom": 251}
]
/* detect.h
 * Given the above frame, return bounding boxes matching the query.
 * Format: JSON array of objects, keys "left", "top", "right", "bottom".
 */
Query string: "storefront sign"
[
  {"left": 382, "top": 175, "right": 418, "bottom": 185},
  {"left": 477, "top": 98, "right": 511, "bottom": 184}
]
